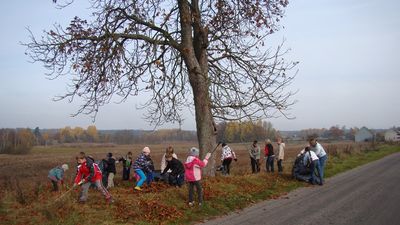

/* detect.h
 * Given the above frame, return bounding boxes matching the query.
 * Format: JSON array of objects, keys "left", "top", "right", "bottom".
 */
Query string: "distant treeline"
[
  {"left": 2, "top": 123, "right": 384, "bottom": 155},
  {"left": 0, "top": 128, "right": 35, "bottom": 154},
  {"left": 0, "top": 120, "right": 278, "bottom": 154}
]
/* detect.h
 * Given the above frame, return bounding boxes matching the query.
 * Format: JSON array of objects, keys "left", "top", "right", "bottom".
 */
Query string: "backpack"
[{"left": 97, "top": 159, "right": 108, "bottom": 174}]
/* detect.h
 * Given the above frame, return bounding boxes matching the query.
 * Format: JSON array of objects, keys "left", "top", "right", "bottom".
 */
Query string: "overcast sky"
[{"left": 0, "top": 0, "right": 399, "bottom": 131}]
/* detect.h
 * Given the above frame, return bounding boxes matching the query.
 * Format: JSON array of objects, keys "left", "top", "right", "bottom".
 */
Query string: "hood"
[{"left": 184, "top": 156, "right": 197, "bottom": 170}]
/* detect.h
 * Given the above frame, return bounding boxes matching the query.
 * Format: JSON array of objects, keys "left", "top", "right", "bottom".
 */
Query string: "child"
[
  {"left": 97, "top": 158, "right": 109, "bottom": 187},
  {"left": 48, "top": 164, "right": 69, "bottom": 191},
  {"left": 277, "top": 138, "right": 285, "bottom": 173},
  {"left": 160, "top": 146, "right": 178, "bottom": 183},
  {"left": 106, "top": 152, "right": 116, "bottom": 189},
  {"left": 303, "top": 147, "right": 322, "bottom": 185},
  {"left": 220, "top": 143, "right": 237, "bottom": 175},
  {"left": 184, "top": 147, "right": 211, "bottom": 206},
  {"left": 161, "top": 153, "right": 185, "bottom": 187},
  {"left": 160, "top": 146, "right": 178, "bottom": 171},
  {"left": 132, "top": 147, "right": 153, "bottom": 191},
  {"left": 73, "top": 154, "right": 113, "bottom": 203},
  {"left": 249, "top": 140, "right": 260, "bottom": 173},
  {"left": 264, "top": 139, "right": 275, "bottom": 172},
  {"left": 145, "top": 154, "right": 155, "bottom": 186},
  {"left": 118, "top": 151, "right": 133, "bottom": 180}
]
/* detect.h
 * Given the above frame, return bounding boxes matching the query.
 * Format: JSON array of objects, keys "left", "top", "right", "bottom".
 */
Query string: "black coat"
[
  {"left": 162, "top": 158, "right": 184, "bottom": 177},
  {"left": 267, "top": 143, "right": 274, "bottom": 156},
  {"left": 106, "top": 157, "right": 116, "bottom": 174}
]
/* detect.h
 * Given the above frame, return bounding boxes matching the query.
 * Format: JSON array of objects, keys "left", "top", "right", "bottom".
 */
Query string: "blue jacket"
[
  {"left": 48, "top": 166, "right": 64, "bottom": 181},
  {"left": 132, "top": 153, "right": 152, "bottom": 173}
]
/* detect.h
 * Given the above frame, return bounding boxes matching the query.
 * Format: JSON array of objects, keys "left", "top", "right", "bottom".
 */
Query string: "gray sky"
[{"left": 0, "top": 0, "right": 399, "bottom": 131}]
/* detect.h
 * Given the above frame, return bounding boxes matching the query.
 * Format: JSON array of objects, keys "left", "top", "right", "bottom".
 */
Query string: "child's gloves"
[
  {"left": 78, "top": 179, "right": 86, "bottom": 186},
  {"left": 205, "top": 153, "right": 211, "bottom": 160}
]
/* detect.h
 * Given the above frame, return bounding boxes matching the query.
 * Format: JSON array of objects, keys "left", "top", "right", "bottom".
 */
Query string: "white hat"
[
  {"left": 142, "top": 146, "right": 151, "bottom": 154},
  {"left": 61, "top": 164, "right": 69, "bottom": 171}
]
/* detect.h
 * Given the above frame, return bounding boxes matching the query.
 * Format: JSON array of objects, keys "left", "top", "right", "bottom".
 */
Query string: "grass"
[
  {"left": 324, "top": 145, "right": 400, "bottom": 178},
  {"left": 0, "top": 143, "right": 399, "bottom": 225}
]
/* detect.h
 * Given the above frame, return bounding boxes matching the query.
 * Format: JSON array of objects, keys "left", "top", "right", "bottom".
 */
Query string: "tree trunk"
[
  {"left": 192, "top": 75, "right": 217, "bottom": 176},
  {"left": 179, "top": 0, "right": 217, "bottom": 176},
  {"left": 181, "top": 55, "right": 217, "bottom": 176}
]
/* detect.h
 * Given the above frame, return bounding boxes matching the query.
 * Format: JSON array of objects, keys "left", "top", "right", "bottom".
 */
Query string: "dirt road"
[{"left": 200, "top": 152, "right": 400, "bottom": 225}]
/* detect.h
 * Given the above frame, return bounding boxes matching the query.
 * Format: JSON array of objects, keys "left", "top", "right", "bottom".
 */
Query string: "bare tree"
[{"left": 25, "top": 0, "right": 297, "bottom": 175}]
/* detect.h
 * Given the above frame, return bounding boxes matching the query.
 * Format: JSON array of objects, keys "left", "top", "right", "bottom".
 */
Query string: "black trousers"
[
  {"left": 277, "top": 159, "right": 283, "bottom": 172},
  {"left": 122, "top": 167, "right": 130, "bottom": 180},
  {"left": 188, "top": 181, "right": 203, "bottom": 203},
  {"left": 51, "top": 180, "right": 58, "bottom": 191},
  {"left": 250, "top": 157, "right": 260, "bottom": 173},
  {"left": 222, "top": 158, "right": 233, "bottom": 175}
]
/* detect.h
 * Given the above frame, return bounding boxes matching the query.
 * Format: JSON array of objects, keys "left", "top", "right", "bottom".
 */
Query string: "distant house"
[
  {"left": 355, "top": 127, "right": 374, "bottom": 142},
  {"left": 384, "top": 129, "right": 400, "bottom": 142}
]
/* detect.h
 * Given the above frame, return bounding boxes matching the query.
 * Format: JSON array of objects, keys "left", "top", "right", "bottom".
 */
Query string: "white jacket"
[
  {"left": 277, "top": 143, "right": 285, "bottom": 160},
  {"left": 303, "top": 150, "right": 319, "bottom": 166},
  {"left": 310, "top": 142, "right": 327, "bottom": 158},
  {"left": 221, "top": 145, "right": 236, "bottom": 161}
]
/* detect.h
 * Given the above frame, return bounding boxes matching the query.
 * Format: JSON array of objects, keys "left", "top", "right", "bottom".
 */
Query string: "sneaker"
[
  {"left": 188, "top": 202, "right": 194, "bottom": 207},
  {"left": 134, "top": 186, "right": 142, "bottom": 191}
]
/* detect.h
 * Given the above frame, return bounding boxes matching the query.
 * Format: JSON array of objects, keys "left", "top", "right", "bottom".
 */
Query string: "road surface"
[{"left": 200, "top": 152, "right": 400, "bottom": 225}]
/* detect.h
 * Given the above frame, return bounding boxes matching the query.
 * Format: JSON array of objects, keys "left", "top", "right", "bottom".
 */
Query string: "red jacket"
[
  {"left": 74, "top": 161, "right": 102, "bottom": 184},
  {"left": 264, "top": 145, "right": 269, "bottom": 157}
]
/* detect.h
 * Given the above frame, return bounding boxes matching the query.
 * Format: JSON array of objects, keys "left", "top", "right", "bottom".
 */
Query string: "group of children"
[
  {"left": 48, "top": 145, "right": 211, "bottom": 206},
  {"left": 47, "top": 138, "right": 328, "bottom": 206},
  {"left": 250, "top": 138, "right": 286, "bottom": 174},
  {"left": 292, "top": 137, "right": 328, "bottom": 185}
]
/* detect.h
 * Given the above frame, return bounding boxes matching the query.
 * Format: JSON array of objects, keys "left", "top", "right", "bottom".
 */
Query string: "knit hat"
[
  {"left": 61, "top": 164, "right": 69, "bottom": 171},
  {"left": 142, "top": 146, "right": 151, "bottom": 154},
  {"left": 189, "top": 147, "right": 199, "bottom": 156}
]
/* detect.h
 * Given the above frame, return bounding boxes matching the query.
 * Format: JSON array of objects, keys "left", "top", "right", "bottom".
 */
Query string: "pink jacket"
[{"left": 184, "top": 156, "right": 208, "bottom": 182}]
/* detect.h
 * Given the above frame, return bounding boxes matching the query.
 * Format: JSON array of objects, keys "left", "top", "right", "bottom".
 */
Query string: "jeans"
[
  {"left": 188, "top": 181, "right": 203, "bottom": 204},
  {"left": 318, "top": 155, "right": 328, "bottom": 183},
  {"left": 310, "top": 160, "right": 322, "bottom": 185},
  {"left": 266, "top": 156, "right": 275, "bottom": 172},
  {"left": 146, "top": 171, "right": 154, "bottom": 185}
]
